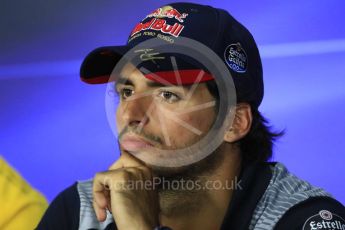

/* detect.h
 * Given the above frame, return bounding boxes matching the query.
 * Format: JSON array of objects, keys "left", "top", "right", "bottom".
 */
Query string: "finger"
[
  {"left": 93, "top": 197, "right": 107, "bottom": 222},
  {"left": 121, "top": 167, "right": 156, "bottom": 192},
  {"left": 93, "top": 173, "right": 111, "bottom": 221},
  {"left": 105, "top": 191, "right": 112, "bottom": 213}
]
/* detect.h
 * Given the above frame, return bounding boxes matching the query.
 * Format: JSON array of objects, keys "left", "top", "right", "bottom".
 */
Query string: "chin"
[{"left": 148, "top": 161, "right": 208, "bottom": 181}]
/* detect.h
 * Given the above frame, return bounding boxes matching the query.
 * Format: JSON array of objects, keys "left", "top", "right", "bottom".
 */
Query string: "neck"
[{"left": 158, "top": 144, "right": 242, "bottom": 230}]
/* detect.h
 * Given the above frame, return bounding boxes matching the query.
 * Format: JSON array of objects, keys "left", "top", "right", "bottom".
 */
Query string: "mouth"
[{"left": 120, "top": 134, "right": 155, "bottom": 152}]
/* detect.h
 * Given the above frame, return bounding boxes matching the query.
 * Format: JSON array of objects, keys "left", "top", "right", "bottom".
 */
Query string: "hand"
[{"left": 93, "top": 151, "right": 160, "bottom": 230}]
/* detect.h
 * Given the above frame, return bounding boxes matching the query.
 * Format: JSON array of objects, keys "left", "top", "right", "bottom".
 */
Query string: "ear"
[{"left": 224, "top": 103, "right": 252, "bottom": 143}]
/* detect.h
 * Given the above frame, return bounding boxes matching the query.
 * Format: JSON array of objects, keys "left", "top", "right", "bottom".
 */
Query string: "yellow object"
[{"left": 0, "top": 156, "right": 48, "bottom": 230}]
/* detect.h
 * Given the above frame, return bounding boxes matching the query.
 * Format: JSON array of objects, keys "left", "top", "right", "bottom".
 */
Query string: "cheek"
[
  {"left": 115, "top": 107, "right": 124, "bottom": 132},
  {"left": 162, "top": 108, "right": 215, "bottom": 147},
  {"left": 185, "top": 109, "right": 215, "bottom": 135}
]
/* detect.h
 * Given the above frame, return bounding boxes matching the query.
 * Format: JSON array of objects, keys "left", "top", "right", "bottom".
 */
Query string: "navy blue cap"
[{"left": 80, "top": 2, "right": 264, "bottom": 108}]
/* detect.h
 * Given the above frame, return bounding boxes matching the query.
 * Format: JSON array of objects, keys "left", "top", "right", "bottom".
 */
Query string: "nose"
[{"left": 120, "top": 95, "right": 152, "bottom": 128}]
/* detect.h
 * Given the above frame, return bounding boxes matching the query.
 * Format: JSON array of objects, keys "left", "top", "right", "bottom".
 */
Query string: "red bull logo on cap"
[
  {"left": 145, "top": 6, "right": 188, "bottom": 23},
  {"left": 130, "top": 6, "right": 189, "bottom": 38},
  {"left": 130, "top": 18, "right": 185, "bottom": 38}
]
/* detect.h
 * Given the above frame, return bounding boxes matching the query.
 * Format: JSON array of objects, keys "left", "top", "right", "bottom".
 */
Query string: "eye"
[
  {"left": 158, "top": 90, "right": 181, "bottom": 103},
  {"left": 119, "top": 88, "right": 133, "bottom": 99}
]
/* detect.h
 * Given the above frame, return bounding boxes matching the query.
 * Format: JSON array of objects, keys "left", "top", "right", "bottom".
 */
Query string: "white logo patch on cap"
[{"left": 224, "top": 43, "right": 247, "bottom": 73}]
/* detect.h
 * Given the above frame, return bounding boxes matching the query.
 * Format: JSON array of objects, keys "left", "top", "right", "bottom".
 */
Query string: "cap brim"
[
  {"left": 80, "top": 45, "right": 215, "bottom": 85},
  {"left": 80, "top": 45, "right": 130, "bottom": 84}
]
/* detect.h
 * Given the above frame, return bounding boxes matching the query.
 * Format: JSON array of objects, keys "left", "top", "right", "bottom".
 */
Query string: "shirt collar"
[{"left": 220, "top": 162, "right": 273, "bottom": 229}]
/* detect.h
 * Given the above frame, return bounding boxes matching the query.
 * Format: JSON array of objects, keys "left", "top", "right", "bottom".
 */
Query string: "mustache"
[{"left": 118, "top": 126, "right": 163, "bottom": 144}]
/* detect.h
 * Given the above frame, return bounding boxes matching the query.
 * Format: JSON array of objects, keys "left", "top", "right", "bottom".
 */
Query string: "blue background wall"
[{"left": 1, "top": 0, "right": 344, "bottom": 203}]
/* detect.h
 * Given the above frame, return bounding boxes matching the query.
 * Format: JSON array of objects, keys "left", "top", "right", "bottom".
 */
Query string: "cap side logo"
[{"left": 224, "top": 43, "right": 247, "bottom": 73}]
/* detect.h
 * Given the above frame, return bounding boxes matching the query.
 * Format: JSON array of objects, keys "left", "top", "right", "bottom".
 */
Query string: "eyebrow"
[
  {"left": 115, "top": 76, "right": 192, "bottom": 90},
  {"left": 115, "top": 77, "right": 134, "bottom": 88},
  {"left": 146, "top": 80, "right": 171, "bottom": 88}
]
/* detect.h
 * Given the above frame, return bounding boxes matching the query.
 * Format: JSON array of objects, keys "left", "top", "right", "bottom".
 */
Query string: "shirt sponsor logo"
[
  {"left": 302, "top": 210, "right": 345, "bottom": 230},
  {"left": 224, "top": 43, "right": 247, "bottom": 73}
]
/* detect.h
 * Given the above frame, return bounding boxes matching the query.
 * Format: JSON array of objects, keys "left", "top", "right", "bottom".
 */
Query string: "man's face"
[{"left": 115, "top": 63, "right": 217, "bottom": 162}]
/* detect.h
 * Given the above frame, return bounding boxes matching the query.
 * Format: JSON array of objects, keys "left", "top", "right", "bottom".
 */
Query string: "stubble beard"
[
  {"left": 118, "top": 122, "right": 226, "bottom": 217},
  {"left": 149, "top": 144, "right": 226, "bottom": 218}
]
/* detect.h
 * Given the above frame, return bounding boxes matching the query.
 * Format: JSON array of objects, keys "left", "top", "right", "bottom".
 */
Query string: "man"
[{"left": 37, "top": 2, "right": 345, "bottom": 230}]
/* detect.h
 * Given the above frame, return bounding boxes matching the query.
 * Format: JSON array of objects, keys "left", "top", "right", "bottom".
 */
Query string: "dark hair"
[{"left": 205, "top": 81, "right": 284, "bottom": 163}]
